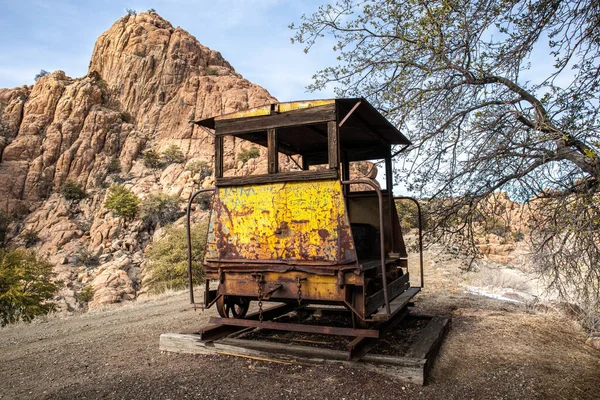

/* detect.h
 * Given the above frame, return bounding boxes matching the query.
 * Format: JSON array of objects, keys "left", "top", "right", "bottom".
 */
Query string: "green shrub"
[
  {"left": 145, "top": 224, "right": 207, "bottom": 294},
  {"left": 204, "top": 67, "right": 219, "bottom": 76},
  {"left": 107, "top": 158, "right": 122, "bottom": 174},
  {"left": 76, "top": 249, "right": 99, "bottom": 268},
  {"left": 34, "top": 70, "right": 49, "bottom": 82},
  {"left": 23, "top": 230, "right": 40, "bottom": 248},
  {"left": 140, "top": 193, "right": 182, "bottom": 227},
  {"left": 60, "top": 180, "right": 86, "bottom": 200},
  {"left": 104, "top": 185, "right": 140, "bottom": 218},
  {"left": 77, "top": 285, "right": 95, "bottom": 303},
  {"left": 161, "top": 145, "right": 186, "bottom": 164},
  {"left": 185, "top": 160, "right": 212, "bottom": 180},
  {"left": 237, "top": 147, "right": 260, "bottom": 163},
  {"left": 0, "top": 211, "right": 10, "bottom": 247},
  {"left": 142, "top": 150, "right": 162, "bottom": 169},
  {"left": 119, "top": 111, "right": 133, "bottom": 123},
  {"left": 193, "top": 192, "right": 214, "bottom": 211},
  {"left": 0, "top": 248, "right": 62, "bottom": 326}
]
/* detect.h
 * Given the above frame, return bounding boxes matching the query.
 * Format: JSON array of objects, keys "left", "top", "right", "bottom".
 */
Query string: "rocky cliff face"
[{"left": 0, "top": 12, "right": 277, "bottom": 310}]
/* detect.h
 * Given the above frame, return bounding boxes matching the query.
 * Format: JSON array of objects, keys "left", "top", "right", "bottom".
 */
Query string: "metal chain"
[
  {"left": 296, "top": 276, "right": 302, "bottom": 305},
  {"left": 256, "top": 274, "right": 264, "bottom": 322}
]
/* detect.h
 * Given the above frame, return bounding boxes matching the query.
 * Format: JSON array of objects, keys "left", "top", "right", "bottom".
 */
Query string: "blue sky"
[{"left": 0, "top": 0, "right": 337, "bottom": 101}]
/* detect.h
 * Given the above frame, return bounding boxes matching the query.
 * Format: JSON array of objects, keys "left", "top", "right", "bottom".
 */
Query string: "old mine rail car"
[{"left": 185, "top": 98, "right": 425, "bottom": 358}]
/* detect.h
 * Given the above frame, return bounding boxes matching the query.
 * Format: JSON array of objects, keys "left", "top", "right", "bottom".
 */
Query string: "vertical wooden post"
[
  {"left": 215, "top": 135, "right": 224, "bottom": 178},
  {"left": 341, "top": 151, "right": 350, "bottom": 196},
  {"left": 328, "top": 121, "right": 339, "bottom": 169},
  {"left": 301, "top": 154, "right": 309, "bottom": 171},
  {"left": 268, "top": 128, "right": 278, "bottom": 174},
  {"left": 385, "top": 151, "right": 396, "bottom": 253}
]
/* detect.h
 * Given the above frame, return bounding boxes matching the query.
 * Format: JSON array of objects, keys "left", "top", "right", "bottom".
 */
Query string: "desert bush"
[
  {"left": 34, "top": 70, "right": 49, "bottom": 82},
  {"left": 119, "top": 111, "right": 133, "bottom": 123},
  {"left": 0, "top": 248, "right": 62, "bottom": 326},
  {"left": 193, "top": 192, "right": 214, "bottom": 211},
  {"left": 107, "top": 158, "right": 121, "bottom": 174},
  {"left": 145, "top": 223, "right": 207, "bottom": 293},
  {"left": 0, "top": 211, "right": 10, "bottom": 247},
  {"left": 204, "top": 67, "right": 219, "bottom": 76},
  {"left": 23, "top": 230, "right": 40, "bottom": 248},
  {"left": 142, "top": 150, "right": 162, "bottom": 169},
  {"left": 77, "top": 285, "right": 95, "bottom": 303},
  {"left": 161, "top": 145, "right": 186, "bottom": 164},
  {"left": 60, "top": 180, "right": 86, "bottom": 200},
  {"left": 104, "top": 185, "right": 140, "bottom": 218},
  {"left": 76, "top": 249, "right": 100, "bottom": 268},
  {"left": 185, "top": 160, "right": 212, "bottom": 181},
  {"left": 237, "top": 147, "right": 260, "bottom": 163},
  {"left": 140, "top": 194, "right": 182, "bottom": 227}
]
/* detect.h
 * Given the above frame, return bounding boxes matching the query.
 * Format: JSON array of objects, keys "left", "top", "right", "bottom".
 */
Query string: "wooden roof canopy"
[{"left": 195, "top": 98, "right": 411, "bottom": 163}]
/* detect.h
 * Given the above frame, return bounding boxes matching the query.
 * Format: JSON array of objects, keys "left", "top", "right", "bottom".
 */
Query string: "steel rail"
[
  {"left": 394, "top": 196, "right": 424, "bottom": 288},
  {"left": 186, "top": 187, "right": 216, "bottom": 305},
  {"left": 341, "top": 179, "right": 391, "bottom": 315}
]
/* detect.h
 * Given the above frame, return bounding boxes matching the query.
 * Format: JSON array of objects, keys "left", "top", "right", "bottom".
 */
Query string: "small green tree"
[
  {"left": 0, "top": 211, "right": 10, "bottom": 247},
  {"left": 237, "top": 147, "right": 260, "bottom": 163},
  {"left": 204, "top": 67, "right": 219, "bottom": 76},
  {"left": 77, "top": 285, "right": 95, "bottom": 303},
  {"left": 0, "top": 248, "right": 62, "bottom": 326},
  {"left": 60, "top": 180, "right": 86, "bottom": 200},
  {"left": 34, "top": 70, "right": 49, "bottom": 82},
  {"left": 104, "top": 185, "right": 140, "bottom": 218},
  {"left": 145, "top": 224, "right": 207, "bottom": 293},
  {"left": 140, "top": 193, "right": 182, "bottom": 227},
  {"left": 142, "top": 150, "right": 162, "bottom": 169},
  {"left": 107, "top": 158, "right": 122, "bottom": 174},
  {"left": 161, "top": 145, "right": 186, "bottom": 164},
  {"left": 185, "top": 160, "right": 212, "bottom": 181}
]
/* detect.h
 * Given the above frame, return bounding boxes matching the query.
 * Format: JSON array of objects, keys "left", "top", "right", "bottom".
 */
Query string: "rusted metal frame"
[
  {"left": 215, "top": 169, "right": 338, "bottom": 187},
  {"left": 186, "top": 187, "right": 216, "bottom": 305},
  {"left": 328, "top": 120, "right": 339, "bottom": 169},
  {"left": 208, "top": 316, "right": 380, "bottom": 338},
  {"left": 347, "top": 308, "right": 410, "bottom": 361},
  {"left": 394, "top": 196, "right": 424, "bottom": 288},
  {"left": 267, "top": 128, "right": 278, "bottom": 174},
  {"left": 215, "top": 135, "right": 224, "bottom": 178},
  {"left": 338, "top": 100, "right": 362, "bottom": 128},
  {"left": 199, "top": 303, "right": 300, "bottom": 342},
  {"left": 385, "top": 151, "right": 396, "bottom": 253},
  {"left": 341, "top": 179, "right": 391, "bottom": 315},
  {"left": 364, "top": 273, "right": 410, "bottom": 316}
]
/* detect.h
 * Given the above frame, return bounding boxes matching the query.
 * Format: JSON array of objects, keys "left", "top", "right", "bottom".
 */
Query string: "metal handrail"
[
  {"left": 186, "top": 187, "right": 216, "bottom": 305},
  {"left": 341, "top": 179, "right": 390, "bottom": 315},
  {"left": 394, "top": 196, "right": 424, "bottom": 288}
]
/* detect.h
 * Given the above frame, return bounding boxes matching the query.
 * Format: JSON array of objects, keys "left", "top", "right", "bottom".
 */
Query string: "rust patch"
[{"left": 318, "top": 229, "right": 330, "bottom": 240}]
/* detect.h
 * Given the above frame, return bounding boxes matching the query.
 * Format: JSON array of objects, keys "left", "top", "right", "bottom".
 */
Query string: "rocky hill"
[{"left": 0, "top": 12, "right": 278, "bottom": 310}]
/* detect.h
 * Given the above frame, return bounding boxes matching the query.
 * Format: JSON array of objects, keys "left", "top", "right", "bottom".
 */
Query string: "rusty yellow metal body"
[
  {"left": 204, "top": 179, "right": 363, "bottom": 307},
  {"left": 205, "top": 179, "right": 355, "bottom": 266}
]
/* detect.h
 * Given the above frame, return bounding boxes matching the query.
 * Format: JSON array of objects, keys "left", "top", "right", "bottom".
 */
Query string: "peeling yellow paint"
[{"left": 205, "top": 179, "right": 355, "bottom": 264}]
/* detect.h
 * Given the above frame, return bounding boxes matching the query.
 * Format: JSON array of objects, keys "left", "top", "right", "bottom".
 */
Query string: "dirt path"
[{"left": 1, "top": 284, "right": 598, "bottom": 400}]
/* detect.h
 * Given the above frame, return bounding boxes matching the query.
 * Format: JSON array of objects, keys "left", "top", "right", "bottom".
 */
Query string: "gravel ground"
[{"left": 1, "top": 287, "right": 599, "bottom": 400}]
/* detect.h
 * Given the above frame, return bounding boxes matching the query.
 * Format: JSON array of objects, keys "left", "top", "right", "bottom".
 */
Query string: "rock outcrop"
[
  {"left": 0, "top": 12, "right": 277, "bottom": 310},
  {"left": 0, "top": 12, "right": 378, "bottom": 311}
]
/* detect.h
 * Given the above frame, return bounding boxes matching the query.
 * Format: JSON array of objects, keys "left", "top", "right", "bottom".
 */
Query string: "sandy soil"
[{"left": 1, "top": 251, "right": 599, "bottom": 400}]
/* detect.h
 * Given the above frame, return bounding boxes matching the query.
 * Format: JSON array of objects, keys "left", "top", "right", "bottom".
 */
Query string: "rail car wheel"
[{"left": 216, "top": 296, "right": 250, "bottom": 319}]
